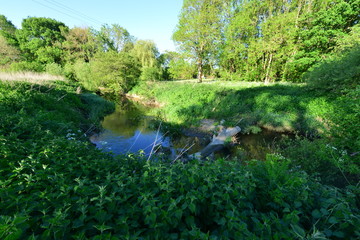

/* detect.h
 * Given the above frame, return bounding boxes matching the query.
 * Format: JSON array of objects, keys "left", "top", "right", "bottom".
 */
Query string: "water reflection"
[
  {"left": 91, "top": 99, "right": 292, "bottom": 160},
  {"left": 91, "top": 100, "right": 170, "bottom": 155}
]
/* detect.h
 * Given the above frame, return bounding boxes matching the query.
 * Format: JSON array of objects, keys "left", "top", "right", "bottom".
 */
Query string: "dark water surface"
[{"left": 91, "top": 100, "right": 290, "bottom": 160}]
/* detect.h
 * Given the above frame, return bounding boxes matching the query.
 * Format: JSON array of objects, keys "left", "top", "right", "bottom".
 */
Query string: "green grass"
[
  {"left": 0, "top": 79, "right": 359, "bottom": 239},
  {"left": 131, "top": 80, "right": 359, "bottom": 187},
  {"left": 130, "top": 81, "right": 334, "bottom": 135}
]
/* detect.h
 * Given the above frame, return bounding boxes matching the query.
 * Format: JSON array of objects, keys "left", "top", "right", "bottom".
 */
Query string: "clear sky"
[{"left": 1, "top": 0, "right": 183, "bottom": 53}]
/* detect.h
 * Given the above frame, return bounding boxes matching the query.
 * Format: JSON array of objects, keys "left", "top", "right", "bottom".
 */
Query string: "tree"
[
  {"left": 91, "top": 51, "right": 141, "bottom": 93},
  {"left": 173, "top": 0, "right": 226, "bottom": 83},
  {"left": 0, "top": 35, "right": 20, "bottom": 66},
  {"left": 132, "top": 40, "right": 159, "bottom": 68},
  {"left": 62, "top": 27, "right": 97, "bottom": 62},
  {"left": 95, "top": 24, "right": 134, "bottom": 52},
  {"left": 0, "top": 15, "right": 17, "bottom": 46},
  {"left": 165, "top": 51, "right": 196, "bottom": 80},
  {"left": 15, "top": 17, "right": 68, "bottom": 64},
  {"left": 131, "top": 40, "right": 163, "bottom": 81}
]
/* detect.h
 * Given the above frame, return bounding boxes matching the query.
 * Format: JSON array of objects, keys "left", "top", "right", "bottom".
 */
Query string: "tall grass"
[{"left": 0, "top": 71, "right": 65, "bottom": 84}]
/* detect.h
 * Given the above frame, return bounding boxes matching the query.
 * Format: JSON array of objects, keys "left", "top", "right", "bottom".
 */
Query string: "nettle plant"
[{"left": 0, "top": 81, "right": 359, "bottom": 239}]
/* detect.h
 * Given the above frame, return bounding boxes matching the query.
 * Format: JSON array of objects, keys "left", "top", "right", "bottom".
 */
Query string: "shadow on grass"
[
  {"left": 0, "top": 81, "right": 114, "bottom": 140},
  {"left": 175, "top": 84, "right": 331, "bottom": 135}
]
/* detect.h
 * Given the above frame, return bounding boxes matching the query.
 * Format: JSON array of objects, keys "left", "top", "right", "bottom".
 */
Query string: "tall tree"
[
  {"left": 132, "top": 40, "right": 159, "bottom": 68},
  {"left": 15, "top": 17, "right": 68, "bottom": 64},
  {"left": 0, "top": 35, "right": 20, "bottom": 66},
  {"left": 62, "top": 27, "right": 97, "bottom": 62},
  {"left": 0, "top": 15, "right": 17, "bottom": 46},
  {"left": 96, "top": 24, "right": 134, "bottom": 52},
  {"left": 173, "top": 0, "right": 226, "bottom": 82}
]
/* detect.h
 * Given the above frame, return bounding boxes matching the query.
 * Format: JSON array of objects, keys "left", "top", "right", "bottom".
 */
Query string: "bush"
[
  {"left": 73, "top": 60, "right": 94, "bottom": 89},
  {"left": 9, "top": 61, "right": 44, "bottom": 72},
  {"left": 45, "top": 62, "right": 63, "bottom": 76},
  {"left": 140, "top": 66, "right": 162, "bottom": 81},
  {"left": 168, "top": 58, "right": 196, "bottom": 80},
  {"left": 304, "top": 46, "right": 360, "bottom": 91},
  {"left": 91, "top": 51, "right": 141, "bottom": 93}
]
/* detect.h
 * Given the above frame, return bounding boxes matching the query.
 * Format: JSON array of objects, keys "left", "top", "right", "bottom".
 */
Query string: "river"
[{"left": 90, "top": 99, "right": 291, "bottom": 160}]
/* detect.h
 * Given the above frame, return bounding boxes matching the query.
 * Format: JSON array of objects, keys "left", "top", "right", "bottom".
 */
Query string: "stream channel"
[{"left": 90, "top": 99, "right": 291, "bottom": 161}]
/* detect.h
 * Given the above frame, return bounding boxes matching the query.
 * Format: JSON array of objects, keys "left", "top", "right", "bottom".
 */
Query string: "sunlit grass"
[{"left": 0, "top": 71, "right": 65, "bottom": 84}]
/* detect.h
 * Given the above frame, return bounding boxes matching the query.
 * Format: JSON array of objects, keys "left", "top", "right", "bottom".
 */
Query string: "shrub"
[
  {"left": 9, "top": 61, "right": 44, "bottom": 72},
  {"left": 73, "top": 60, "right": 93, "bottom": 89},
  {"left": 91, "top": 51, "right": 141, "bottom": 93},
  {"left": 140, "top": 66, "right": 162, "bottom": 81},
  {"left": 45, "top": 62, "right": 63, "bottom": 76}
]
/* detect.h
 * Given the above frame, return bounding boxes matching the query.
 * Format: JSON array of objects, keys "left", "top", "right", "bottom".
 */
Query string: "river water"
[{"left": 90, "top": 100, "right": 290, "bottom": 160}]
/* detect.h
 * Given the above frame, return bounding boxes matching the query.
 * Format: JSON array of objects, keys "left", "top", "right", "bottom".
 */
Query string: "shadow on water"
[
  {"left": 91, "top": 98, "right": 293, "bottom": 160},
  {"left": 90, "top": 100, "right": 171, "bottom": 156}
]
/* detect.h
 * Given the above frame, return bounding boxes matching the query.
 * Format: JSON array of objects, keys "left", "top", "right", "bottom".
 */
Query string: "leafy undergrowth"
[
  {"left": 131, "top": 80, "right": 359, "bottom": 193},
  {"left": 1, "top": 80, "right": 359, "bottom": 239},
  {"left": 130, "top": 81, "right": 333, "bottom": 135}
]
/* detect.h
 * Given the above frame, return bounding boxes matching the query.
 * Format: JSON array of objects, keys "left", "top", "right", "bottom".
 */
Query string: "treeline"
[
  {"left": 0, "top": 15, "right": 195, "bottom": 92},
  {"left": 1, "top": 0, "right": 359, "bottom": 89},
  {"left": 174, "top": 0, "right": 360, "bottom": 83}
]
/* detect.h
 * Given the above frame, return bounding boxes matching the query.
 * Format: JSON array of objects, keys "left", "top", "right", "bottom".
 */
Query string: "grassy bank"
[
  {"left": 130, "top": 81, "right": 333, "bottom": 135},
  {"left": 1, "top": 77, "right": 359, "bottom": 239},
  {"left": 131, "top": 80, "right": 359, "bottom": 187}
]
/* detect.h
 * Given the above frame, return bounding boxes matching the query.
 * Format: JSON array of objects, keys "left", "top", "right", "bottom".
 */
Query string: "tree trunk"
[
  {"left": 265, "top": 53, "right": 273, "bottom": 84},
  {"left": 197, "top": 60, "right": 203, "bottom": 83}
]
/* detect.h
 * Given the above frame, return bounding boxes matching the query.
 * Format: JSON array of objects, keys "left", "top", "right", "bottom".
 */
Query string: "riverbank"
[
  {"left": 130, "top": 81, "right": 332, "bottom": 135},
  {"left": 130, "top": 80, "right": 359, "bottom": 187},
  {"left": 1, "top": 76, "right": 359, "bottom": 239}
]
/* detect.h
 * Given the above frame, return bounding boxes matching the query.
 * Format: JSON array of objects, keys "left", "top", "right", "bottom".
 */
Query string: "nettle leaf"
[
  {"left": 312, "top": 209, "right": 322, "bottom": 219},
  {"left": 189, "top": 203, "right": 196, "bottom": 214},
  {"left": 328, "top": 216, "right": 338, "bottom": 225},
  {"left": 145, "top": 212, "right": 156, "bottom": 226},
  {"left": 94, "top": 223, "right": 113, "bottom": 232},
  {"left": 291, "top": 224, "right": 306, "bottom": 238}
]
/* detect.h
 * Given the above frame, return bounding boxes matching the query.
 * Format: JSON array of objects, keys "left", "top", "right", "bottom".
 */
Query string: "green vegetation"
[
  {"left": 131, "top": 81, "right": 327, "bottom": 133},
  {"left": 1, "top": 79, "right": 359, "bottom": 239},
  {"left": 0, "top": 0, "right": 359, "bottom": 238}
]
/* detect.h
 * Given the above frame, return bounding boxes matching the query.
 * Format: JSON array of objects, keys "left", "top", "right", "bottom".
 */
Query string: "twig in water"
[
  {"left": 171, "top": 143, "right": 195, "bottom": 164},
  {"left": 147, "top": 122, "right": 162, "bottom": 162},
  {"left": 126, "top": 131, "right": 142, "bottom": 154}
]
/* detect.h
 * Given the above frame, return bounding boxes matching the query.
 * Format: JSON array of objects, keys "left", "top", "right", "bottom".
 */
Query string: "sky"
[{"left": 1, "top": 0, "right": 183, "bottom": 53}]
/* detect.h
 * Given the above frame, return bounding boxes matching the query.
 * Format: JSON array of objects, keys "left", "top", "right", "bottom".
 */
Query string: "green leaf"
[
  {"left": 291, "top": 224, "right": 305, "bottom": 238},
  {"left": 332, "top": 231, "right": 344, "bottom": 238},
  {"left": 189, "top": 203, "right": 196, "bottom": 214},
  {"left": 328, "top": 216, "right": 338, "bottom": 224},
  {"left": 312, "top": 209, "right": 322, "bottom": 219}
]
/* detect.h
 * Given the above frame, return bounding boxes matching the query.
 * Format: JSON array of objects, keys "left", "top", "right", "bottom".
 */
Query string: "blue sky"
[{"left": 1, "top": 0, "right": 183, "bottom": 53}]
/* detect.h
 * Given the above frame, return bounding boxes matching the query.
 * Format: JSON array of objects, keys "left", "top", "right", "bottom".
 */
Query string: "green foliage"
[
  {"left": 0, "top": 35, "right": 20, "bottom": 66},
  {"left": 140, "top": 66, "right": 162, "bottom": 81},
  {"left": 305, "top": 43, "right": 360, "bottom": 92},
  {"left": 72, "top": 60, "right": 93, "bottom": 88},
  {"left": 95, "top": 24, "right": 134, "bottom": 52},
  {"left": 0, "top": 14, "right": 18, "bottom": 46},
  {"left": 15, "top": 17, "right": 68, "bottom": 64},
  {"left": 282, "top": 138, "right": 358, "bottom": 187},
  {"left": 130, "top": 81, "right": 330, "bottom": 134},
  {"left": 0, "top": 74, "right": 359, "bottom": 239},
  {"left": 173, "top": 0, "right": 226, "bottom": 82},
  {"left": 45, "top": 62, "right": 63, "bottom": 76},
  {"left": 62, "top": 27, "right": 97, "bottom": 63},
  {"left": 91, "top": 51, "right": 141, "bottom": 93},
  {"left": 219, "top": 0, "right": 360, "bottom": 83},
  {"left": 132, "top": 40, "right": 159, "bottom": 68},
  {"left": 168, "top": 57, "right": 196, "bottom": 80},
  {"left": 9, "top": 61, "right": 44, "bottom": 72}
]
